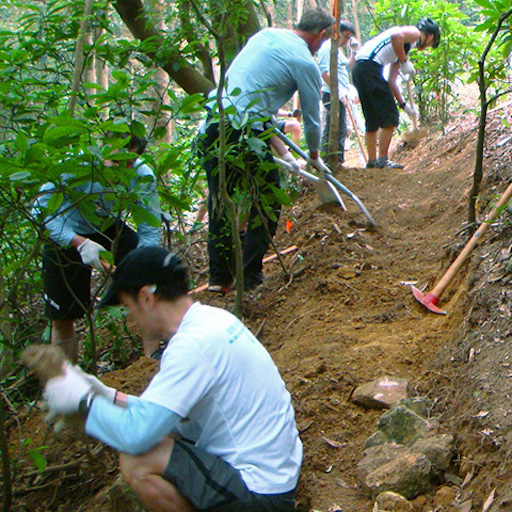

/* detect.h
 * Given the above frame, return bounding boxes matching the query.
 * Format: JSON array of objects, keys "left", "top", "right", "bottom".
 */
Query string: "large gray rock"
[
  {"left": 376, "top": 405, "right": 431, "bottom": 446},
  {"left": 399, "top": 397, "right": 430, "bottom": 418},
  {"left": 351, "top": 377, "right": 410, "bottom": 410},
  {"left": 358, "top": 444, "right": 410, "bottom": 481},
  {"left": 411, "top": 434, "right": 454, "bottom": 473},
  {"left": 364, "top": 452, "right": 433, "bottom": 499}
]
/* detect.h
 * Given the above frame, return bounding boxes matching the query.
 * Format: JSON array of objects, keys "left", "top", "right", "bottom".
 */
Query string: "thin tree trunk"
[
  {"left": 84, "top": 31, "right": 96, "bottom": 102},
  {"left": 68, "top": 0, "right": 95, "bottom": 115},
  {"left": 351, "top": 0, "right": 361, "bottom": 42},
  {"left": 0, "top": 395, "right": 12, "bottom": 512},
  {"left": 327, "top": 0, "right": 342, "bottom": 170}
]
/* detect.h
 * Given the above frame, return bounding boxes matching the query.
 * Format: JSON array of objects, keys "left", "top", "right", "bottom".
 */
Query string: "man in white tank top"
[{"left": 353, "top": 18, "right": 441, "bottom": 169}]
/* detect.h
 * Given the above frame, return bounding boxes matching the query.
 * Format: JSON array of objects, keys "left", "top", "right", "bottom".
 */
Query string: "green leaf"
[
  {"left": 43, "top": 126, "right": 85, "bottom": 147},
  {"left": 28, "top": 448, "right": 48, "bottom": 473},
  {"left": 9, "top": 171, "right": 31, "bottom": 181},
  {"left": 15, "top": 132, "right": 28, "bottom": 155},
  {"left": 130, "top": 203, "right": 161, "bottom": 227}
]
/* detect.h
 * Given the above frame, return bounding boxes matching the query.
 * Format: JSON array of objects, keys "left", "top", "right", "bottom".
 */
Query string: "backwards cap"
[{"left": 98, "top": 246, "right": 188, "bottom": 307}]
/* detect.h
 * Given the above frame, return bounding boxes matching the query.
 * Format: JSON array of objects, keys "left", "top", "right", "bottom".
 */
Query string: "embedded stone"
[
  {"left": 352, "top": 377, "right": 410, "bottom": 410},
  {"left": 364, "top": 452, "right": 432, "bottom": 499}
]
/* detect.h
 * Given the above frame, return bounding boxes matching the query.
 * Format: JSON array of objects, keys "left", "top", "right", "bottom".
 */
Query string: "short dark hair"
[
  {"left": 339, "top": 21, "right": 356, "bottom": 35},
  {"left": 129, "top": 135, "right": 148, "bottom": 155},
  {"left": 296, "top": 8, "right": 335, "bottom": 34}
]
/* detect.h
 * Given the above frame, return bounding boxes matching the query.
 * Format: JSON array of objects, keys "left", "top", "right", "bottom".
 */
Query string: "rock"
[
  {"left": 364, "top": 452, "right": 433, "bottom": 500},
  {"left": 352, "top": 377, "right": 411, "bottom": 409},
  {"left": 373, "top": 491, "right": 414, "bottom": 512},
  {"left": 366, "top": 430, "right": 392, "bottom": 448},
  {"left": 411, "top": 434, "right": 455, "bottom": 473},
  {"left": 358, "top": 444, "right": 411, "bottom": 480},
  {"left": 410, "top": 494, "right": 428, "bottom": 511},
  {"left": 376, "top": 405, "right": 432, "bottom": 446},
  {"left": 433, "top": 485, "right": 458, "bottom": 507},
  {"left": 399, "top": 397, "right": 430, "bottom": 418}
]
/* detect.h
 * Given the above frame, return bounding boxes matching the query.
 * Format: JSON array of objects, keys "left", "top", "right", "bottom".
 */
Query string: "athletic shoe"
[
  {"left": 377, "top": 157, "right": 404, "bottom": 169},
  {"left": 207, "top": 284, "right": 232, "bottom": 294},
  {"left": 366, "top": 158, "right": 380, "bottom": 168}
]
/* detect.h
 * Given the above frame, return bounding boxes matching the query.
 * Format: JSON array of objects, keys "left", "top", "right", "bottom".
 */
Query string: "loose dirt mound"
[{"left": 11, "top": 105, "right": 512, "bottom": 512}]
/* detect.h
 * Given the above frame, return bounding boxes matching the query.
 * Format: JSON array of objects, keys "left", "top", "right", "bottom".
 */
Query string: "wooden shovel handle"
[
  {"left": 432, "top": 182, "right": 512, "bottom": 298},
  {"left": 406, "top": 80, "right": 418, "bottom": 131},
  {"left": 344, "top": 97, "right": 368, "bottom": 163}
]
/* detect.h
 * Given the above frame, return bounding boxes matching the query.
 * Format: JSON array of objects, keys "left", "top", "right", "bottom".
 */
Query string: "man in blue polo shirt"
[{"left": 199, "top": 8, "right": 335, "bottom": 293}]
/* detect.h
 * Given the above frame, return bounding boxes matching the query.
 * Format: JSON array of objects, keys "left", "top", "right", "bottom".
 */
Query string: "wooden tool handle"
[
  {"left": 432, "top": 182, "right": 512, "bottom": 297},
  {"left": 406, "top": 80, "right": 418, "bottom": 131}
]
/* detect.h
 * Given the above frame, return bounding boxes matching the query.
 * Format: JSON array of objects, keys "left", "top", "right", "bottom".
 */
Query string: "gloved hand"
[
  {"left": 308, "top": 155, "right": 328, "bottom": 174},
  {"left": 77, "top": 239, "right": 105, "bottom": 271},
  {"left": 350, "top": 38, "right": 360, "bottom": 54},
  {"left": 43, "top": 363, "right": 93, "bottom": 416},
  {"left": 282, "top": 152, "right": 302, "bottom": 174},
  {"left": 403, "top": 102, "right": 419, "bottom": 120},
  {"left": 71, "top": 365, "right": 117, "bottom": 402},
  {"left": 399, "top": 60, "right": 415, "bottom": 76}
]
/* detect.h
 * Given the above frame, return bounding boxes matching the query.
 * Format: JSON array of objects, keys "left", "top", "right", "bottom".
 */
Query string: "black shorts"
[
  {"left": 42, "top": 222, "right": 138, "bottom": 320},
  {"left": 353, "top": 60, "right": 399, "bottom": 132},
  {"left": 164, "top": 440, "right": 297, "bottom": 512}
]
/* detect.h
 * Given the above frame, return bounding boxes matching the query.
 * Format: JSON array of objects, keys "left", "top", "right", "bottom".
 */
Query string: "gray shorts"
[{"left": 164, "top": 440, "right": 297, "bottom": 512}]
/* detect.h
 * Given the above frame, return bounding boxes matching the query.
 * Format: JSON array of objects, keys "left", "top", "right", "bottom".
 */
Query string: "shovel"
[
  {"left": 275, "top": 157, "right": 346, "bottom": 210},
  {"left": 273, "top": 127, "right": 377, "bottom": 228},
  {"left": 401, "top": 79, "right": 428, "bottom": 143},
  {"left": 412, "top": 181, "right": 512, "bottom": 314}
]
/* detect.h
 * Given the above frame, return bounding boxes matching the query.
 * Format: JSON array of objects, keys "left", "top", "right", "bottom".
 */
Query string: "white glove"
[
  {"left": 282, "top": 152, "right": 302, "bottom": 174},
  {"left": 43, "top": 363, "right": 93, "bottom": 415},
  {"left": 399, "top": 60, "right": 415, "bottom": 76},
  {"left": 350, "top": 38, "right": 360, "bottom": 54},
  {"left": 308, "top": 155, "right": 328, "bottom": 174},
  {"left": 77, "top": 239, "right": 105, "bottom": 271},
  {"left": 403, "top": 102, "right": 419, "bottom": 120},
  {"left": 71, "top": 365, "right": 117, "bottom": 402}
]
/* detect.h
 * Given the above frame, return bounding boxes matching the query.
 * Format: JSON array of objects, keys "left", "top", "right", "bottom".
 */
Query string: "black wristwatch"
[
  {"left": 399, "top": 101, "right": 406, "bottom": 110},
  {"left": 78, "top": 390, "right": 96, "bottom": 416}
]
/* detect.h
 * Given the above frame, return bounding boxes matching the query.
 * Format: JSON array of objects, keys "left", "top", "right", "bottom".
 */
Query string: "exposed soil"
[{"left": 10, "top": 103, "right": 512, "bottom": 512}]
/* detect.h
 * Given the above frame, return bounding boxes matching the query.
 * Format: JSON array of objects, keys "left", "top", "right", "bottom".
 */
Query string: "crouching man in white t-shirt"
[{"left": 42, "top": 246, "right": 302, "bottom": 512}]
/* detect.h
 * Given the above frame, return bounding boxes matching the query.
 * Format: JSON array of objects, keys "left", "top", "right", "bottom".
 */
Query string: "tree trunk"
[
  {"left": 84, "top": 31, "right": 96, "bottom": 102},
  {"left": 327, "top": 0, "right": 342, "bottom": 170},
  {"left": 68, "top": 0, "right": 95, "bottom": 115},
  {"left": 113, "top": 0, "right": 215, "bottom": 95},
  {"left": 351, "top": 0, "right": 361, "bottom": 42}
]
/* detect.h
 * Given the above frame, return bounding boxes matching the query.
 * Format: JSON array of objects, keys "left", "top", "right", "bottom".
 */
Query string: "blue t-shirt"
[
  {"left": 209, "top": 28, "right": 323, "bottom": 152},
  {"left": 317, "top": 40, "right": 351, "bottom": 96}
]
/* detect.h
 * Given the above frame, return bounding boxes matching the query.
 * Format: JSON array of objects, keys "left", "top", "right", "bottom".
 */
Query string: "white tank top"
[{"left": 356, "top": 27, "right": 416, "bottom": 66}]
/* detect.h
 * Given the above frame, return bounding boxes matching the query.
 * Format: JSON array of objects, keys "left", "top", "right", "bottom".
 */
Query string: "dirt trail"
[
  {"left": 13, "top": 118, "right": 490, "bottom": 512},
  {"left": 231, "top": 130, "right": 476, "bottom": 511}
]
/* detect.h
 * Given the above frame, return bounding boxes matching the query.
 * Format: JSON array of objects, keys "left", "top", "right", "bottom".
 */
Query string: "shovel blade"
[
  {"left": 313, "top": 180, "right": 346, "bottom": 210},
  {"left": 411, "top": 285, "right": 447, "bottom": 315}
]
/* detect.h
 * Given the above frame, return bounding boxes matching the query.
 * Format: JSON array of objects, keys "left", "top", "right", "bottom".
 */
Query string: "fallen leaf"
[
  {"left": 482, "top": 488, "right": 495, "bottom": 512},
  {"left": 462, "top": 467, "right": 475, "bottom": 488},
  {"left": 321, "top": 436, "right": 346, "bottom": 448},
  {"left": 455, "top": 499, "right": 472, "bottom": 512}
]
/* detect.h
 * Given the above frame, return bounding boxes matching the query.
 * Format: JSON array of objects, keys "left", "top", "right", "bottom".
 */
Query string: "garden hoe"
[
  {"left": 401, "top": 78, "right": 428, "bottom": 143},
  {"left": 412, "top": 181, "right": 512, "bottom": 314},
  {"left": 273, "top": 127, "right": 377, "bottom": 228},
  {"left": 274, "top": 157, "right": 347, "bottom": 210},
  {"left": 344, "top": 97, "right": 368, "bottom": 166}
]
